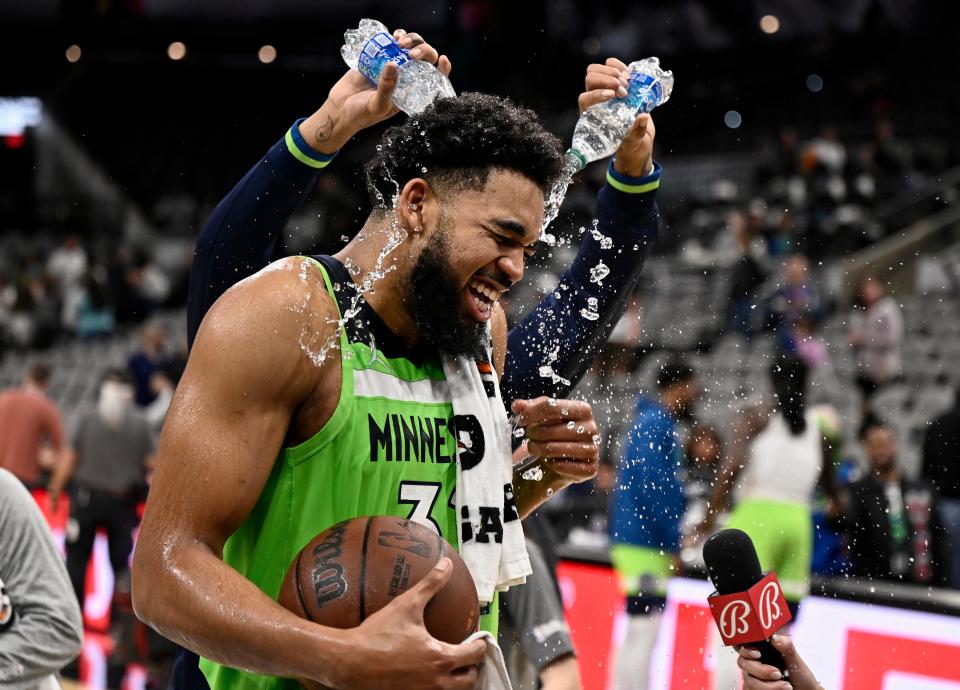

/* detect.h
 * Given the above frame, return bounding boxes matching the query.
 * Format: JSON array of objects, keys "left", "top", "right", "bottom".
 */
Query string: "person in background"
[
  {"left": 839, "top": 421, "right": 952, "bottom": 586},
  {"left": 499, "top": 539, "right": 581, "bottom": 690},
  {"left": 45, "top": 234, "right": 88, "bottom": 334},
  {"left": 679, "top": 425, "right": 723, "bottom": 560},
  {"left": 922, "top": 388, "right": 960, "bottom": 588},
  {"left": 699, "top": 355, "right": 834, "bottom": 690},
  {"left": 58, "top": 370, "right": 154, "bottom": 611},
  {"left": 849, "top": 274, "right": 903, "bottom": 422},
  {"left": 0, "top": 467, "right": 84, "bottom": 690},
  {"left": 700, "top": 354, "right": 834, "bottom": 604},
  {"left": 610, "top": 361, "right": 698, "bottom": 690},
  {"left": 0, "top": 363, "right": 67, "bottom": 498},
  {"left": 767, "top": 254, "right": 822, "bottom": 335},
  {"left": 128, "top": 322, "right": 169, "bottom": 407},
  {"left": 725, "top": 210, "right": 767, "bottom": 340}
]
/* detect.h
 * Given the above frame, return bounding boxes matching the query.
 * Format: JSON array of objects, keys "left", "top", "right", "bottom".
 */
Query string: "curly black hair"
[{"left": 364, "top": 92, "right": 565, "bottom": 209}]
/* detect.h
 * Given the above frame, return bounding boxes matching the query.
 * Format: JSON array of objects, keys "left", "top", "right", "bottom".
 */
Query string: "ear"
[{"left": 397, "top": 178, "right": 431, "bottom": 234}]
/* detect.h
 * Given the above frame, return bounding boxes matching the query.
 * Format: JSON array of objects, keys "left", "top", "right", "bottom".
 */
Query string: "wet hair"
[
  {"left": 364, "top": 92, "right": 565, "bottom": 208},
  {"left": 770, "top": 353, "right": 808, "bottom": 435},
  {"left": 656, "top": 360, "right": 696, "bottom": 390}
]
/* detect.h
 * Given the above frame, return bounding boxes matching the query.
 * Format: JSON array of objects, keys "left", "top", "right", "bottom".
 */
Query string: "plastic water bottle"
[
  {"left": 341, "top": 19, "right": 456, "bottom": 115},
  {"left": 565, "top": 57, "right": 674, "bottom": 172}
]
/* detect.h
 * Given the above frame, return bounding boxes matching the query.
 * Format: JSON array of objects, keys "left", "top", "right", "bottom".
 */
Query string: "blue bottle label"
[
  {"left": 357, "top": 32, "right": 411, "bottom": 85},
  {"left": 618, "top": 73, "right": 663, "bottom": 112}
]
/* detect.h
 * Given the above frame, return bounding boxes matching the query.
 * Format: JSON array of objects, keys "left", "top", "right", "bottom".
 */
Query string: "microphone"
[{"left": 703, "top": 528, "right": 790, "bottom": 674}]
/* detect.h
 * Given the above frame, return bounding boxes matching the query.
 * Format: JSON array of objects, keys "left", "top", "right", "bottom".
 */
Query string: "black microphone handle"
[{"left": 746, "top": 638, "right": 787, "bottom": 675}]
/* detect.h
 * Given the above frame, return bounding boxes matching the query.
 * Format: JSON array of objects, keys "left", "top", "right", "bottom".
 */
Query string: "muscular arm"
[{"left": 133, "top": 258, "right": 353, "bottom": 683}]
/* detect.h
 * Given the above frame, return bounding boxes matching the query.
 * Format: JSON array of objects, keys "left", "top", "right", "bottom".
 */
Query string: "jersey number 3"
[{"left": 397, "top": 481, "right": 452, "bottom": 536}]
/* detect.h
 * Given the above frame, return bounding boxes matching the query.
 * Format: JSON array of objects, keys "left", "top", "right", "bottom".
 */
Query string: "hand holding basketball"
[{"left": 332, "top": 559, "right": 486, "bottom": 690}]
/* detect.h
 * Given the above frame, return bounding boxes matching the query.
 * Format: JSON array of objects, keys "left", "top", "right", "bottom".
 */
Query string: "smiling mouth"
[{"left": 467, "top": 278, "right": 505, "bottom": 321}]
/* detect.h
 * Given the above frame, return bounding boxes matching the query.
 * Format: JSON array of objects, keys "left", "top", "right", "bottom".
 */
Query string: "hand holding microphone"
[
  {"left": 737, "top": 634, "right": 824, "bottom": 690},
  {"left": 703, "top": 529, "right": 823, "bottom": 690}
]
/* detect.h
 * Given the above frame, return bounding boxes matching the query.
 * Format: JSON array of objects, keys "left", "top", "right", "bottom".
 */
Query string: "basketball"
[{"left": 278, "top": 516, "right": 480, "bottom": 645}]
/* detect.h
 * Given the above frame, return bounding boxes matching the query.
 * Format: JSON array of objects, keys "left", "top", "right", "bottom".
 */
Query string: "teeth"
[{"left": 469, "top": 279, "right": 500, "bottom": 302}]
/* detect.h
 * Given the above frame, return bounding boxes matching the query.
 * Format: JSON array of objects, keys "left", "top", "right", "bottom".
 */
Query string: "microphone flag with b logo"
[{"left": 707, "top": 571, "right": 792, "bottom": 646}]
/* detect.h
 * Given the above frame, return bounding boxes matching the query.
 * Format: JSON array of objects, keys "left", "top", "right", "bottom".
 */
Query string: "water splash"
[
  {"left": 580, "top": 296, "right": 600, "bottom": 321},
  {"left": 538, "top": 346, "right": 572, "bottom": 387},
  {"left": 540, "top": 153, "right": 581, "bottom": 235},
  {"left": 298, "top": 166, "right": 407, "bottom": 367},
  {"left": 589, "top": 262, "right": 610, "bottom": 286}
]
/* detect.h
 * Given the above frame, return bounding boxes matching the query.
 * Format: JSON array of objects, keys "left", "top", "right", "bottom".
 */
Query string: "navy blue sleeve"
[
  {"left": 186, "top": 120, "right": 337, "bottom": 347},
  {"left": 501, "top": 161, "right": 661, "bottom": 404}
]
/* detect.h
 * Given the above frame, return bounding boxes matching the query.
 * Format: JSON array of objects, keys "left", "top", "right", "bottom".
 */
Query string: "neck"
[
  {"left": 335, "top": 217, "right": 419, "bottom": 346},
  {"left": 22, "top": 381, "right": 43, "bottom": 394}
]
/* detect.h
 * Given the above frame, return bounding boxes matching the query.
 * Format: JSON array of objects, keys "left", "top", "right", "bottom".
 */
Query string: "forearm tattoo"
[{"left": 314, "top": 114, "right": 336, "bottom": 144}]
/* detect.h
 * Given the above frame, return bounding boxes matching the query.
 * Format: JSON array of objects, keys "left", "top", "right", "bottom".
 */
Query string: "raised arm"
[
  {"left": 187, "top": 31, "right": 450, "bottom": 346},
  {"left": 502, "top": 58, "right": 661, "bottom": 403}
]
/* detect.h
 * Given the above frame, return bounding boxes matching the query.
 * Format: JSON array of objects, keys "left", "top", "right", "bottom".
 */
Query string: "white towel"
[
  {"left": 440, "top": 351, "right": 531, "bottom": 606},
  {"left": 465, "top": 630, "right": 513, "bottom": 690}
]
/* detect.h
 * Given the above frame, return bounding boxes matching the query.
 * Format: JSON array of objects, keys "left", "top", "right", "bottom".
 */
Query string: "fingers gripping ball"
[{"left": 278, "top": 516, "right": 480, "bottom": 686}]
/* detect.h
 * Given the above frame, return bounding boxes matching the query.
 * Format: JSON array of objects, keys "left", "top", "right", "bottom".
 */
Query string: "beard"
[{"left": 408, "top": 226, "right": 489, "bottom": 359}]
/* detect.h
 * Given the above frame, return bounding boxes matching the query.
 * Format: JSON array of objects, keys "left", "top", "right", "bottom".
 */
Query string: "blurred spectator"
[
  {"left": 61, "top": 370, "right": 154, "bottom": 613},
  {"left": 701, "top": 355, "right": 833, "bottom": 604},
  {"left": 840, "top": 422, "right": 951, "bottom": 587},
  {"left": 782, "top": 311, "right": 830, "bottom": 370},
  {"left": 0, "top": 363, "right": 67, "bottom": 493},
  {"left": 922, "top": 391, "right": 960, "bottom": 588},
  {"left": 0, "top": 467, "right": 84, "bottom": 689},
  {"left": 679, "top": 424, "right": 723, "bottom": 555},
  {"left": 805, "top": 125, "right": 847, "bottom": 175},
  {"left": 110, "top": 246, "right": 169, "bottom": 325},
  {"left": 46, "top": 234, "right": 88, "bottom": 333},
  {"left": 768, "top": 254, "right": 823, "bottom": 333},
  {"left": 724, "top": 211, "right": 767, "bottom": 339},
  {"left": 849, "top": 275, "right": 904, "bottom": 419},
  {"left": 75, "top": 269, "right": 115, "bottom": 339},
  {"left": 128, "top": 322, "right": 169, "bottom": 407},
  {"left": 610, "top": 361, "right": 697, "bottom": 690}
]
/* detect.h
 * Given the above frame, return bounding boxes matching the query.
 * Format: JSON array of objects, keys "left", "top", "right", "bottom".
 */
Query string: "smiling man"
[{"left": 131, "top": 43, "right": 609, "bottom": 686}]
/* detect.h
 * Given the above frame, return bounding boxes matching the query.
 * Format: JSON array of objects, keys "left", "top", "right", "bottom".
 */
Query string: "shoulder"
[
  {"left": 201, "top": 256, "right": 339, "bottom": 351},
  {"left": 187, "top": 256, "right": 340, "bottom": 401},
  {"left": 0, "top": 468, "right": 32, "bottom": 512}
]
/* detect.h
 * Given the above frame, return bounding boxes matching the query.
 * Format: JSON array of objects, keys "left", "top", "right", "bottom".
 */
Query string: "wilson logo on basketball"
[
  {"left": 758, "top": 581, "right": 783, "bottom": 629},
  {"left": 310, "top": 522, "right": 347, "bottom": 607},
  {"left": 719, "top": 600, "right": 752, "bottom": 639}
]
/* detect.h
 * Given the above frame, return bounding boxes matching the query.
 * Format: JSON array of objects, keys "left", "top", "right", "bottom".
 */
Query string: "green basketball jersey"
[{"left": 200, "top": 256, "right": 496, "bottom": 690}]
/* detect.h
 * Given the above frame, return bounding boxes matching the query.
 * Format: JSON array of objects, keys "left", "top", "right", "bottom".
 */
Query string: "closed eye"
[{"left": 490, "top": 230, "right": 536, "bottom": 259}]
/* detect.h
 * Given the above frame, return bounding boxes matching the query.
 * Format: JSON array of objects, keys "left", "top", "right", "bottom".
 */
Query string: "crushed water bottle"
[
  {"left": 341, "top": 19, "right": 456, "bottom": 115},
  {"left": 565, "top": 57, "right": 674, "bottom": 172},
  {"left": 541, "top": 57, "right": 673, "bottom": 233}
]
